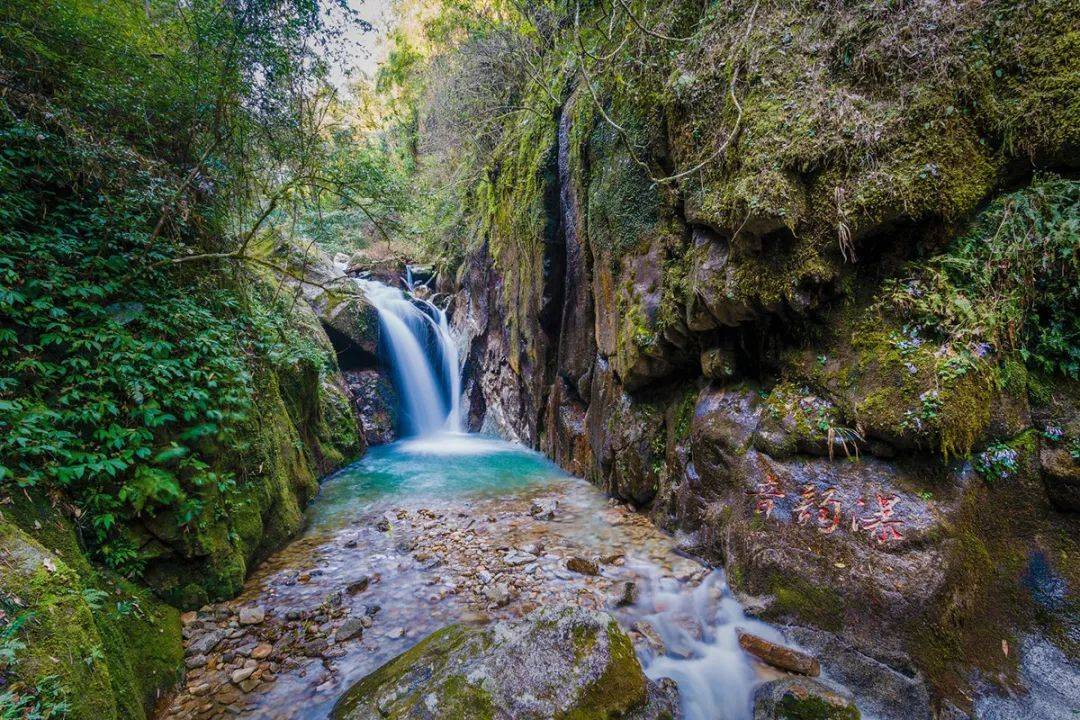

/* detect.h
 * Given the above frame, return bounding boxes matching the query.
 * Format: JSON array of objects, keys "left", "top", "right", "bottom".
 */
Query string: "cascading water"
[{"left": 354, "top": 278, "right": 461, "bottom": 436}]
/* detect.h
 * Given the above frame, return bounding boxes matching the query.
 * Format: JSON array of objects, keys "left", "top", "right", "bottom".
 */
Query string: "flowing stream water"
[{"left": 161, "top": 279, "right": 801, "bottom": 720}]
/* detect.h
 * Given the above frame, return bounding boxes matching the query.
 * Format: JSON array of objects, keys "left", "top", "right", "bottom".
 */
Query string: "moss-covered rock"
[
  {"left": 331, "top": 607, "right": 676, "bottom": 720},
  {"left": 0, "top": 496, "right": 182, "bottom": 720},
  {"left": 753, "top": 678, "right": 860, "bottom": 720}
]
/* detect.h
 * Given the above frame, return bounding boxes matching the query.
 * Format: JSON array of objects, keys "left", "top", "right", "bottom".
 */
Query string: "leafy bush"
[
  {"left": 973, "top": 443, "right": 1020, "bottom": 482},
  {"left": 0, "top": 0, "right": 344, "bottom": 574},
  {"left": 884, "top": 176, "right": 1080, "bottom": 379}
]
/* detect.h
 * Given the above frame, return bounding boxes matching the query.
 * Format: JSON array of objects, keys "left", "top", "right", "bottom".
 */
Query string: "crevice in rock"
[{"left": 321, "top": 322, "right": 379, "bottom": 371}]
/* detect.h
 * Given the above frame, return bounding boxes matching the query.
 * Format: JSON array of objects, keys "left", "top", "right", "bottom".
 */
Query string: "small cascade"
[{"left": 354, "top": 278, "right": 461, "bottom": 436}]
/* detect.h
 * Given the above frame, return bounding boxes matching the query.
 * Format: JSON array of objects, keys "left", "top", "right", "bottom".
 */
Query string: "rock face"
[
  {"left": 344, "top": 369, "right": 399, "bottom": 445},
  {"left": 451, "top": 3, "right": 1080, "bottom": 715},
  {"left": 331, "top": 607, "right": 679, "bottom": 720}
]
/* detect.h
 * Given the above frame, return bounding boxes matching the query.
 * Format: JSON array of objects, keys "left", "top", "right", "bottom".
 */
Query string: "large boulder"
[
  {"left": 0, "top": 498, "right": 182, "bottom": 720},
  {"left": 753, "top": 678, "right": 859, "bottom": 720},
  {"left": 331, "top": 607, "right": 679, "bottom": 720}
]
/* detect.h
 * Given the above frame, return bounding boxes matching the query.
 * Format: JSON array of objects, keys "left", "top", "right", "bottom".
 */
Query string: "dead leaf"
[
  {"left": 1001, "top": 639, "right": 1009, "bottom": 657},
  {"left": 834, "top": 562, "right": 846, "bottom": 568},
  {"left": 42, "top": 557, "right": 57, "bottom": 573}
]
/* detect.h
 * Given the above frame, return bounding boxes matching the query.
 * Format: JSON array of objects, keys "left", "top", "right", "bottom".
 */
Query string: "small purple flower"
[{"left": 972, "top": 342, "right": 992, "bottom": 358}]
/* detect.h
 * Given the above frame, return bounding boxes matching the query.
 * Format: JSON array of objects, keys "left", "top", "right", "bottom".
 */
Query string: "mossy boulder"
[
  {"left": 0, "top": 498, "right": 182, "bottom": 720},
  {"left": 753, "top": 678, "right": 859, "bottom": 720},
  {"left": 331, "top": 607, "right": 678, "bottom": 720}
]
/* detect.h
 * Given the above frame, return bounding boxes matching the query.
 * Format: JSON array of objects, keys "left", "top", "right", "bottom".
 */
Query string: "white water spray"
[
  {"left": 354, "top": 278, "right": 461, "bottom": 436},
  {"left": 626, "top": 567, "right": 789, "bottom": 720}
]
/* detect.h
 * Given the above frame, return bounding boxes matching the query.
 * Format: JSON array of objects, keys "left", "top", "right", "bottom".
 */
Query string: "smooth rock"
[
  {"left": 337, "top": 618, "right": 364, "bottom": 642},
  {"left": 238, "top": 606, "right": 266, "bottom": 625},
  {"left": 251, "top": 643, "right": 273, "bottom": 661},
  {"left": 738, "top": 629, "right": 820, "bottom": 676},
  {"left": 330, "top": 607, "right": 677, "bottom": 720},
  {"left": 231, "top": 667, "right": 256, "bottom": 685}
]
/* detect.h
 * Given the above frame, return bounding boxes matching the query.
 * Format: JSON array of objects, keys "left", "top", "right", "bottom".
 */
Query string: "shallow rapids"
[{"left": 161, "top": 434, "right": 806, "bottom": 720}]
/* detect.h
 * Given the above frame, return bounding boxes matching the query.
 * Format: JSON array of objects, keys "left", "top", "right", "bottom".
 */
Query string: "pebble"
[
  {"left": 250, "top": 644, "right": 273, "bottom": 661},
  {"left": 185, "top": 654, "right": 208, "bottom": 670},
  {"left": 238, "top": 607, "right": 265, "bottom": 626},
  {"left": 230, "top": 666, "right": 256, "bottom": 685}
]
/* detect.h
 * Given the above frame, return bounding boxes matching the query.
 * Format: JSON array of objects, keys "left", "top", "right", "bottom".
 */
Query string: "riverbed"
[{"left": 159, "top": 433, "right": 792, "bottom": 720}]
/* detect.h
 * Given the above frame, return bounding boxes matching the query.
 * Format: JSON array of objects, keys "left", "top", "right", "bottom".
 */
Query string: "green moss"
[
  {"left": 558, "top": 624, "right": 648, "bottom": 720},
  {"left": 768, "top": 572, "right": 845, "bottom": 633},
  {"left": 0, "top": 500, "right": 182, "bottom": 720},
  {"left": 436, "top": 675, "right": 496, "bottom": 720},
  {"left": 331, "top": 624, "right": 476, "bottom": 719},
  {"left": 775, "top": 693, "right": 860, "bottom": 720}
]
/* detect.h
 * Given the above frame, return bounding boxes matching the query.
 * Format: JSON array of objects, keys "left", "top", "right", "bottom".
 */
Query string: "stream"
[{"left": 160, "top": 279, "right": 801, "bottom": 720}]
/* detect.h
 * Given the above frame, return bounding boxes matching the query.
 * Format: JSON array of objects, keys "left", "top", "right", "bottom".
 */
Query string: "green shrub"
[
  {"left": 883, "top": 176, "right": 1079, "bottom": 379},
  {"left": 0, "top": 0, "right": 343, "bottom": 574}
]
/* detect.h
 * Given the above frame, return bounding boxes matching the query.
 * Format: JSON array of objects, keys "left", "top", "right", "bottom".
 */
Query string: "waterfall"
[{"left": 354, "top": 278, "right": 462, "bottom": 436}]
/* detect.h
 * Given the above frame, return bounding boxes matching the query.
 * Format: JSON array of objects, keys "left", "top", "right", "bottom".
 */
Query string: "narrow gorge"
[{"left": 1, "top": 0, "right": 1077, "bottom": 719}]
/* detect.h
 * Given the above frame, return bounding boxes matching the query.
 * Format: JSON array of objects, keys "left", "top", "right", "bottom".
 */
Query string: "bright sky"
[{"left": 328, "top": 0, "right": 397, "bottom": 91}]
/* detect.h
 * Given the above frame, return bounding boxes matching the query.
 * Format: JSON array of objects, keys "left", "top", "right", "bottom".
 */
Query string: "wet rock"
[
  {"left": 566, "top": 556, "right": 599, "bottom": 576},
  {"left": 483, "top": 583, "right": 513, "bottom": 607},
  {"left": 330, "top": 607, "right": 677, "bottom": 720},
  {"left": 632, "top": 621, "right": 666, "bottom": 655},
  {"left": 784, "top": 626, "right": 929, "bottom": 720},
  {"left": 184, "top": 654, "right": 208, "bottom": 670},
  {"left": 1040, "top": 444, "right": 1080, "bottom": 511},
  {"left": 753, "top": 677, "right": 859, "bottom": 720},
  {"left": 737, "top": 629, "right": 820, "bottom": 676},
  {"left": 344, "top": 369, "right": 398, "bottom": 446},
  {"left": 231, "top": 666, "right": 257, "bottom": 685},
  {"left": 615, "top": 581, "right": 638, "bottom": 607},
  {"left": 238, "top": 606, "right": 266, "bottom": 625},
  {"left": 529, "top": 498, "right": 558, "bottom": 520},
  {"left": 503, "top": 550, "right": 537, "bottom": 566},
  {"left": 251, "top": 643, "right": 273, "bottom": 661},
  {"left": 337, "top": 618, "right": 364, "bottom": 642},
  {"left": 346, "top": 576, "right": 370, "bottom": 595},
  {"left": 188, "top": 630, "right": 226, "bottom": 656},
  {"left": 180, "top": 610, "right": 198, "bottom": 625},
  {"left": 701, "top": 346, "right": 737, "bottom": 380}
]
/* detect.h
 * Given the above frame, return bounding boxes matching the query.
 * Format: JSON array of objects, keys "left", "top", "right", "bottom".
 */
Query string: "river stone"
[
  {"left": 330, "top": 607, "right": 679, "bottom": 720},
  {"left": 753, "top": 677, "right": 860, "bottom": 720},
  {"left": 567, "top": 556, "right": 600, "bottom": 575},
  {"left": 337, "top": 618, "right": 364, "bottom": 642},
  {"left": 737, "top": 629, "right": 820, "bottom": 676},
  {"left": 231, "top": 666, "right": 256, "bottom": 685},
  {"left": 188, "top": 629, "right": 226, "bottom": 656},
  {"left": 238, "top": 606, "right": 265, "bottom": 625}
]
